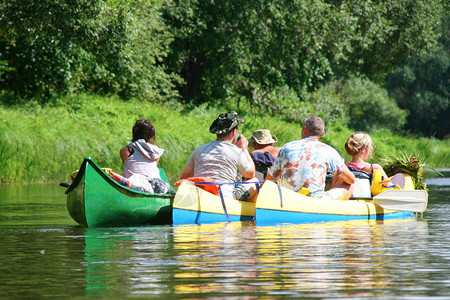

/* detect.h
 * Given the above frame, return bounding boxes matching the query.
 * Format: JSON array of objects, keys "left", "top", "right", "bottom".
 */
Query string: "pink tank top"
[{"left": 346, "top": 162, "right": 373, "bottom": 173}]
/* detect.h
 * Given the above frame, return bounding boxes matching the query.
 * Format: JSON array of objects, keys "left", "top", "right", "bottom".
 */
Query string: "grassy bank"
[{"left": 1, "top": 94, "right": 449, "bottom": 184}]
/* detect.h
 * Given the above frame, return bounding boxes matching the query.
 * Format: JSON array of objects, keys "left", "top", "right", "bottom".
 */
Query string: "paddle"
[
  {"left": 59, "top": 182, "right": 71, "bottom": 188},
  {"left": 372, "top": 189, "right": 428, "bottom": 213}
]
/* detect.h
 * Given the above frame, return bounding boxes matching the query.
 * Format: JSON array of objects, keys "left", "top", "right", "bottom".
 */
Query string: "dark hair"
[{"left": 132, "top": 119, "right": 156, "bottom": 143}]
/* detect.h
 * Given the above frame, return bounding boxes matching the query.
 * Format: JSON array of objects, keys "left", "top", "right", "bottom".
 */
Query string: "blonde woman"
[
  {"left": 344, "top": 132, "right": 389, "bottom": 179},
  {"left": 342, "top": 132, "right": 407, "bottom": 196}
]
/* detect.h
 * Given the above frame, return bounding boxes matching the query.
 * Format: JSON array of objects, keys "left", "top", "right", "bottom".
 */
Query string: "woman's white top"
[{"left": 122, "top": 139, "right": 164, "bottom": 180}]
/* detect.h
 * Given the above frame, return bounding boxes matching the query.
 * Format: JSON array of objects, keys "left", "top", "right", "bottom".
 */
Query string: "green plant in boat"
[{"left": 381, "top": 151, "right": 441, "bottom": 191}]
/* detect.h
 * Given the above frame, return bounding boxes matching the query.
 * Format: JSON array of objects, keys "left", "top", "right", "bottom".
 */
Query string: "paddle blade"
[{"left": 373, "top": 190, "right": 428, "bottom": 213}]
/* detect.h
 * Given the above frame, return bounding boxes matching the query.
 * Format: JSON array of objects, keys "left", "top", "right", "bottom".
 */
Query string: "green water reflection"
[
  {"left": 0, "top": 183, "right": 76, "bottom": 228},
  {"left": 0, "top": 175, "right": 449, "bottom": 298}
]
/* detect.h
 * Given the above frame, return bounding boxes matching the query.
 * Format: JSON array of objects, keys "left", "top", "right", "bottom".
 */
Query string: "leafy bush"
[
  {"left": 323, "top": 77, "right": 408, "bottom": 132},
  {"left": 0, "top": 0, "right": 180, "bottom": 102}
]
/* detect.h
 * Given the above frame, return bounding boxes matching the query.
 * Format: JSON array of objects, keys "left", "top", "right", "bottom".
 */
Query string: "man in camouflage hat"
[{"left": 180, "top": 111, "right": 257, "bottom": 200}]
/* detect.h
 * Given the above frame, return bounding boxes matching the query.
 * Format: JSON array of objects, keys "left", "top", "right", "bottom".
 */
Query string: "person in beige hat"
[{"left": 248, "top": 129, "right": 283, "bottom": 180}]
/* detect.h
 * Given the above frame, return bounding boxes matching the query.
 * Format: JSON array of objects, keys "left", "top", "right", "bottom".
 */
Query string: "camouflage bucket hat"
[
  {"left": 209, "top": 111, "right": 244, "bottom": 134},
  {"left": 248, "top": 129, "right": 277, "bottom": 147}
]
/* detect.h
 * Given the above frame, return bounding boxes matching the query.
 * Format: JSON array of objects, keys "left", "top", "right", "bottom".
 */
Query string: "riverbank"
[{"left": 1, "top": 94, "right": 448, "bottom": 183}]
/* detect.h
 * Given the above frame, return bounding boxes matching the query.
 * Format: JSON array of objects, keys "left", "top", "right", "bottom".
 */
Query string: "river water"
[{"left": 0, "top": 170, "right": 449, "bottom": 299}]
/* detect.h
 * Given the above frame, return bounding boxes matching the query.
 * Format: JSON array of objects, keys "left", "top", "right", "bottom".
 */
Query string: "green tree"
[
  {"left": 0, "top": 0, "right": 179, "bottom": 102},
  {"left": 163, "top": 0, "right": 443, "bottom": 110},
  {"left": 384, "top": 16, "right": 449, "bottom": 138},
  {"left": 322, "top": 76, "right": 408, "bottom": 132},
  {"left": 331, "top": 0, "right": 444, "bottom": 81}
]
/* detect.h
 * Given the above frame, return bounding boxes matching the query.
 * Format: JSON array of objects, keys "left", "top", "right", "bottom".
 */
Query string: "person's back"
[
  {"left": 120, "top": 119, "right": 170, "bottom": 194},
  {"left": 271, "top": 137, "right": 345, "bottom": 196},
  {"left": 187, "top": 140, "right": 248, "bottom": 183},
  {"left": 122, "top": 139, "right": 163, "bottom": 180},
  {"left": 267, "top": 116, "right": 355, "bottom": 199},
  {"left": 180, "top": 111, "right": 257, "bottom": 200}
]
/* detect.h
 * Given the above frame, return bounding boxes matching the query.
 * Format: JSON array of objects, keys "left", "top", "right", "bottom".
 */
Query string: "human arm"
[
  {"left": 235, "top": 135, "right": 256, "bottom": 179},
  {"left": 119, "top": 146, "right": 130, "bottom": 163},
  {"left": 265, "top": 174, "right": 278, "bottom": 182},
  {"left": 241, "top": 147, "right": 256, "bottom": 179},
  {"left": 336, "top": 165, "right": 356, "bottom": 185},
  {"left": 179, "top": 164, "right": 194, "bottom": 180},
  {"left": 373, "top": 164, "right": 390, "bottom": 182}
]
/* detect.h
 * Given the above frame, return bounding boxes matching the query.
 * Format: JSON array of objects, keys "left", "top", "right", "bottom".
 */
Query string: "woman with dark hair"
[
  {"left": 131, "top": 119, "right": 156, "bottom": 143},
  {"left": 120, "top": 119, "right": 171, "bottom": 194}
]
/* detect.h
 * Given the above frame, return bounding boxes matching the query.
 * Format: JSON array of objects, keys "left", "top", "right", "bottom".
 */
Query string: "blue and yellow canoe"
[
  {"left": 172, "top": 180, "right": 256, "bottom": 224},
  {"left": 255, "top": 180, "right": 427, "bottom": 225},
  {"left": 173, "top": 178, "right": 427, "bottom": 225}
]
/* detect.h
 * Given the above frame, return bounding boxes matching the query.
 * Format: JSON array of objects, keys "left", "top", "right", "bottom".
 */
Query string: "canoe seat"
[{"left": 175, "top": 177, "right": 220, "bottom": 195}]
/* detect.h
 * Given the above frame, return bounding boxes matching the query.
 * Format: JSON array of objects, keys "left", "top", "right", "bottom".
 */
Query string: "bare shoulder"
[
  {"left": 271, "top": 147, "right": 282, "bottom": 157},
  {"left": 372, "top": 163, "right": 383, "bottom": 170},
  {"left": 119, "top": 146, "right": 128, "bottom": 155},
  {"left": 119, "top": 146, "right": 130, "bottom": 163}
]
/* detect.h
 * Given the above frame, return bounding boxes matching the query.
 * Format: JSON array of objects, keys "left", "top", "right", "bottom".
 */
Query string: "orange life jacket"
[{"left": 175, "top": 177, "right": 220, "bottom": 195}]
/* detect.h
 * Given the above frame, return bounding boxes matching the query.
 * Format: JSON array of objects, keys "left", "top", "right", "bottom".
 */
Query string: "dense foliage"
[
  {"left": 0, "top": 0, "right": 179, "bottom": 101},
  {"left": 0, "top": 1, "right": 447, "bottom": 138},
  {"left": 320, "top": 77, "right": 408, "bottom": 132},
  {"left": 163, "top": 0, "right": 442, "bottom": 105},
  {"left": 384, "top": 16, "right": 449, "bottom": 139}
]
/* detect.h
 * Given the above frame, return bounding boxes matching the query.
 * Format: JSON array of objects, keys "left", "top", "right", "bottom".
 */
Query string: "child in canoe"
[{"left": 118, "top": 119, "right": 172, "bottom": 194}]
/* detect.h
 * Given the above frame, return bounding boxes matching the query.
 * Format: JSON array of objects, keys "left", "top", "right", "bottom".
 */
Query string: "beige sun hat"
[{"left": 249, "top": 129, "right": 278, "bottom": 147}]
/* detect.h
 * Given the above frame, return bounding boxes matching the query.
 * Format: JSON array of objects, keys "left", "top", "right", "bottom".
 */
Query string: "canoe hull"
[
  {"left": 255, "top": 181, "right": 414, "bottom": 225},
  {"left": 256, "top": 207, "right": 412, "bottom": 225},
  {"left": 66, "top": 157, "right": 173, "bottom": 227},
  {"left": 173, "top": 181, "right": 255, "bottom": 225},
  {"left": 173, "top": 209, "right": 254, "bottom": 224}
]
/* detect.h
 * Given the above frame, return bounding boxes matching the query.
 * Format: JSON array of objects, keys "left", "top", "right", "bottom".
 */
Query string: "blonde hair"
[{"left": 345, "top": 132, "right": 373, "bottom": 156}]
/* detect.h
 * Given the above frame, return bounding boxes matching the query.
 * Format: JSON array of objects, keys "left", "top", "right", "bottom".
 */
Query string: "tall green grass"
[{"left": 1, "top": 93, "right": 449, "bottom": 183}]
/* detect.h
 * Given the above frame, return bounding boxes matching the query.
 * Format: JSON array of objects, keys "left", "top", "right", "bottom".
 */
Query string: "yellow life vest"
[{"left": 370, "top": 169, "right": 402, "bottom": 196}]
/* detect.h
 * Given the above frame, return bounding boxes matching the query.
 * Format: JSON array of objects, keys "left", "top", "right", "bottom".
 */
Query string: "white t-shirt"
[{"left": 187, "top": 140, "right": 252, "bottom": 197}]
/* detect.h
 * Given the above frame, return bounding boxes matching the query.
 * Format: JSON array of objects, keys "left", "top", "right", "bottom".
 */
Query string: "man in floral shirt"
[{"left": 266, "top": 116, "right": 355, "bottom": 199}]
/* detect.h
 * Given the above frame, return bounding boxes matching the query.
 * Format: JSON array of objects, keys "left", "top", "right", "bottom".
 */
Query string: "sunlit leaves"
[
  {"left": 0, "top": 0, "right": 180, "bottom": 102},
  {"left": 163, "top": 0, "right": 444, "bottom": 111}
]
